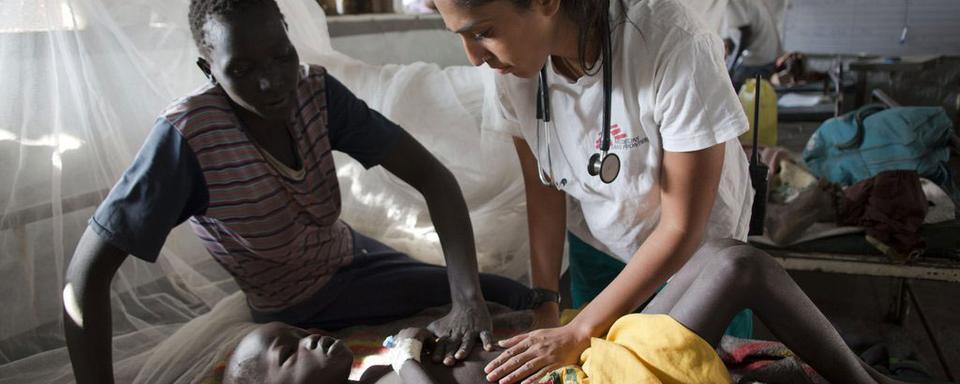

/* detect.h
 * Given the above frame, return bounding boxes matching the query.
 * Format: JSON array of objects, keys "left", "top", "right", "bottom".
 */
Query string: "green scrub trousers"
[{"left": 568, "top": 233, "right": 753, "bottom": 339}]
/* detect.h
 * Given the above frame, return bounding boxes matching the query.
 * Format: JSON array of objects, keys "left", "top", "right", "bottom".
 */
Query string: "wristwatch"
[{"left": 529, "top": 288, "right": 562, "bottom": 308}]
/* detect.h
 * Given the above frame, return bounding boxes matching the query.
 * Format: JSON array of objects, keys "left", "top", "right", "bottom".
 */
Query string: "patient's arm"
[
  {"left": 363, "top": 328, "right": 498, "bottom": 384},
  {"left": 63, "top": 226, "right": 129, "bottom": 384},
  {"left": 398, "top": 360, "right": 439, "bottom": 384},
  {"left": 731, "top": 26, "right": 753, "bottom": 67},
  {"left": 355, "top": 362, "right": 442, "bottom": 384},
  {"left": 361, "top": 351, "right": 498, "bottom": 384}
]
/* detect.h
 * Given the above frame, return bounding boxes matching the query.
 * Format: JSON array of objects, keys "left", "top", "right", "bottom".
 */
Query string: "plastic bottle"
[{"left": 738, "top": 78, "right": 778, "bottom": 148}]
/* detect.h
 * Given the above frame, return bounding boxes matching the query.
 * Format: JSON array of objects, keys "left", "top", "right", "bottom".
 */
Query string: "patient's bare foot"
[{"left": 765, "top": 182, "right": 837, "bottom": 245}]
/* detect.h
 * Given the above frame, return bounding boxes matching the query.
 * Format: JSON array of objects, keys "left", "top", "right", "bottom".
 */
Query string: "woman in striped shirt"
[{"left": 62, "top": 1, "right": 536, "bottom": 383}]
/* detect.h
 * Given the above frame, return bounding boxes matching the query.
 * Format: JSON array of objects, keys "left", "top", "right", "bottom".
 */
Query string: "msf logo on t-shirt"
[{"left": 595, "top": 124, "right": 649, "bottom": 150}]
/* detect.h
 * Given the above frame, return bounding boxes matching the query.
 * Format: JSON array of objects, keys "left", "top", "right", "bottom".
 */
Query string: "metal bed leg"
[
  {"left": 887, "top": 277, "right": 910, "bottom": 325},
  {"left": 905, "top": 281, "right": 956, "bottom": 382}
]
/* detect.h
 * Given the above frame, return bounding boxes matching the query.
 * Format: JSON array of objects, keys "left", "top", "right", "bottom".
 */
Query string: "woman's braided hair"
[{"left": 188, "top": 0, "right": 284, "bottom": 54}]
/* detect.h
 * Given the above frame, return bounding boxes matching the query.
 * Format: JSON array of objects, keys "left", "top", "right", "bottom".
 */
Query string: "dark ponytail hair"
[
  {"left": 559, "top": 0, "right": 610, "bottom": 75},
  {"left": 454, "top": 0, "right": 613, "bottom": 75}
]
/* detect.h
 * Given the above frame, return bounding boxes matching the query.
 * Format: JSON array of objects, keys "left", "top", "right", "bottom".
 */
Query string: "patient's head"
[
  {"left": 224, "top": 322, "right": 353, "bottom": 384},
  {"left": 188, "top": 0, "right": 300, "bottom": 122}
]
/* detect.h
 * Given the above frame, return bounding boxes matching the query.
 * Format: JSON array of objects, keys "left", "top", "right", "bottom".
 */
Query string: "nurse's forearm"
[
  {"left": 513, "top": 138, "right": 567, "bottom": 292},
  {"left": 568, "top": 225, "right": 702, "bottom": 337},
  {"left": 527, "top": 194, "right": 567, "bottom": 292}
]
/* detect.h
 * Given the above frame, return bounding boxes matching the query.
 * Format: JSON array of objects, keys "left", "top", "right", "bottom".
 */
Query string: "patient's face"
[{"left": 228, "top": 322, "right": 353, "bottom": 384}]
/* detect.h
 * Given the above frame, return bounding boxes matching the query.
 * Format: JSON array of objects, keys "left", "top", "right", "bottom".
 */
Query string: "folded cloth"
[
  {"left": 838, "top": 170, "right": 929, "bottom": 262},
  {"left": 718, "top": 336, "right": 827, "bottom": 384},
  {"left": 540, "top": 314, "right": 732, "bottom": 384}
]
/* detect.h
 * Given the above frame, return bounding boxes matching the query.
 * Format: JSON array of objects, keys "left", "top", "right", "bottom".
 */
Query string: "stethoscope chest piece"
[{"left": 588, "top": 152, "right": 620, "bottom": 184}]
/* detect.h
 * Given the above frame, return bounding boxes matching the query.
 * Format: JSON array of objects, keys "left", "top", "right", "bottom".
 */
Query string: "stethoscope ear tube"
[
  {"left": 599, "top": 20, "right": 613, "bottom": 155},
  {"left": 536, "top": 66, "right": 557, "bottom": 188},
  {"left": 539, "top": 67, "right": 551, "bottom": 122},
  {"left": 536, "top": 11, "right": 618, "bottom": 187},
  {"left": 597, "top": 19, "right": 619, "bottom": 184}
]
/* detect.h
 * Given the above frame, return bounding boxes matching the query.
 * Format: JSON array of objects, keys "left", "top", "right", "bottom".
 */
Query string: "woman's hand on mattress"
[
  {"left": 426, "top": 299, "right": 494, "bottom": 366},
  {"left": 484, "top": 324, "right": 589, "bottom": 384}
]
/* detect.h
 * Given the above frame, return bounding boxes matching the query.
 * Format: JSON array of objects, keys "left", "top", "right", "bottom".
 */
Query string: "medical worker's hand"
[
  {"left": 427, "top": 299, "right": 494, "bottom": 366},
  {"left": 484, "top": 324, "right": 590, "bottom": 384}
]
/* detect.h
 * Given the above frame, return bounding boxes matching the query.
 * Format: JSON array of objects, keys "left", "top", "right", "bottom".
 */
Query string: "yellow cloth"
[{"left": 542, "top": 314, "right": 731, "bottom": 384}]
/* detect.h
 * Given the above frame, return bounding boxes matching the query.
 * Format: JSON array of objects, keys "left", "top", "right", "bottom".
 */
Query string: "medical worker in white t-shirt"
[
  {"left": 432, "top": 0, "right": 754, "bottom": 381},
  {"left": 724, "top": 0, "right": 784, "bottom": 89}
]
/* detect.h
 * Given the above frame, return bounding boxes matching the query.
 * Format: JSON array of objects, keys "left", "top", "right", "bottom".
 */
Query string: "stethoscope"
[{"left": 536, "top": 20, "right": 619, "bottom": 188}]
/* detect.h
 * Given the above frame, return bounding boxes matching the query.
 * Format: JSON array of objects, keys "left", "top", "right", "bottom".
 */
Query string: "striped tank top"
[{"left": 160, "top": 65, "right": 353, "bottom": 312}]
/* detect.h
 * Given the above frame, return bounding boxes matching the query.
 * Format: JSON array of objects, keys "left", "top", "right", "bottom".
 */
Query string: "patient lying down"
[
  {"left": 224, "top": 240, "right": 909, "bottom": 384},
  {"left": 225, "top": 323, "right": 493, "bottom": 384}
]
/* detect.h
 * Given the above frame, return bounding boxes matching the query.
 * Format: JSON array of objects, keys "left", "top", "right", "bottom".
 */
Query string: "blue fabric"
[
  {"left": 567, "top": 233, "right": 754, "bottom": 339},
  {"left": 325, "top": 74, "right": 403, "bottom": 169},
  {"left": 251, "top": 231, "right": 534, "bottom": 330},
  {"left": 90, "top": 120, "right": 208, "bottom": 262},
  {"left": 803, "top": 106, "right": 954, "bottom": 188}
]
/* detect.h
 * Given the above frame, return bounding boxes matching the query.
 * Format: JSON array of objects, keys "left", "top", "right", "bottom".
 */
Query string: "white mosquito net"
[{"left": 0, "top": 0, "right": 529, "bottom": 382}]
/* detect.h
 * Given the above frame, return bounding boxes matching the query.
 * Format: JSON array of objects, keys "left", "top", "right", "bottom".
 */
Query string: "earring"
[{"left": 196, "top": 58, "right": 217, "bottom": 85}]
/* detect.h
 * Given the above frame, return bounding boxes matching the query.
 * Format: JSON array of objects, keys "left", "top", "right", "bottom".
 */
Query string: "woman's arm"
[
  {"left": 379, "top": 130, "right": 492, "bottom": 364},
  {"left": 484, "top": 143, "right": 727, "bottom": 384},
  {"left": 513, "top": 138, "right": 567, "bottom": 327},
  {"left": 63, "top": 227, "right": 129, "bottom": 384}
]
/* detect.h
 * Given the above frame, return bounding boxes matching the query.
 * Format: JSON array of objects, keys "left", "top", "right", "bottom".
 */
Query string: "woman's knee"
[{"left": 694, "top": 238, "right": 747, "bottom": 262}]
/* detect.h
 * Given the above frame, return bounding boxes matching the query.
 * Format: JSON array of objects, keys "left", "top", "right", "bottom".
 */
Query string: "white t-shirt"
[
  {"left": 680, "top": 0, "right": 729, "bottom": 35},
  {"left": 723, "top": 0, "right": 782, "bottom": 66},
  {"left": 765, "top": 0, "right": 789, "bottom": 39},
  {"left": 483, "top": 0, "right": 753, "bottom": 263}
]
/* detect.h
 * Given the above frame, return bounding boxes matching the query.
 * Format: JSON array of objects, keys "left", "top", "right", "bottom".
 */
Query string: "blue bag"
[{"left": 802, "top": 105, "right": 954, "bottom": 187}]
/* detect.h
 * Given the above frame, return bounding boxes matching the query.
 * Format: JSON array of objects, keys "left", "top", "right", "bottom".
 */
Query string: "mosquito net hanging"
[{"left": 0, "top": 0, "right": 528, "bottom": 382}]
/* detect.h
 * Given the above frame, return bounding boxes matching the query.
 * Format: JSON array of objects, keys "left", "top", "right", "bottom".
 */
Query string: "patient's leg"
[
  {"left": 641, "top": 238, "right": 743, "bottom": 314},
  {"left": 664, "top": 243, "right": 900, "bottom": 384}
]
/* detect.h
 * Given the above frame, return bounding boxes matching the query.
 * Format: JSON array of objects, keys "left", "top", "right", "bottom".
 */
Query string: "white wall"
[
  {"left": 784, "top": 0, "right": 960, "bottom": 56},
  {"left": 331, "top": 28, "right": 470, "bottom": 67}
]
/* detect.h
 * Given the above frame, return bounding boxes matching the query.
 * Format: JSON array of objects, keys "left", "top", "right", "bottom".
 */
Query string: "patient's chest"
[{"left": 362, "top": 350, "right": 500, "bottom": 384}]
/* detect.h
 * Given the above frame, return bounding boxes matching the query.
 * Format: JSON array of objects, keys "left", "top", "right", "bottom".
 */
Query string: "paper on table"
[{"left": 778, "top": 93, "right": 827, "bottom": 108}]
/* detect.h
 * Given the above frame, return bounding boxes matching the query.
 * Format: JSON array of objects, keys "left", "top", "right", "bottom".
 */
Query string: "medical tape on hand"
[{"left": 389, "top": 338, "right": 423, "bottom": 373}]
